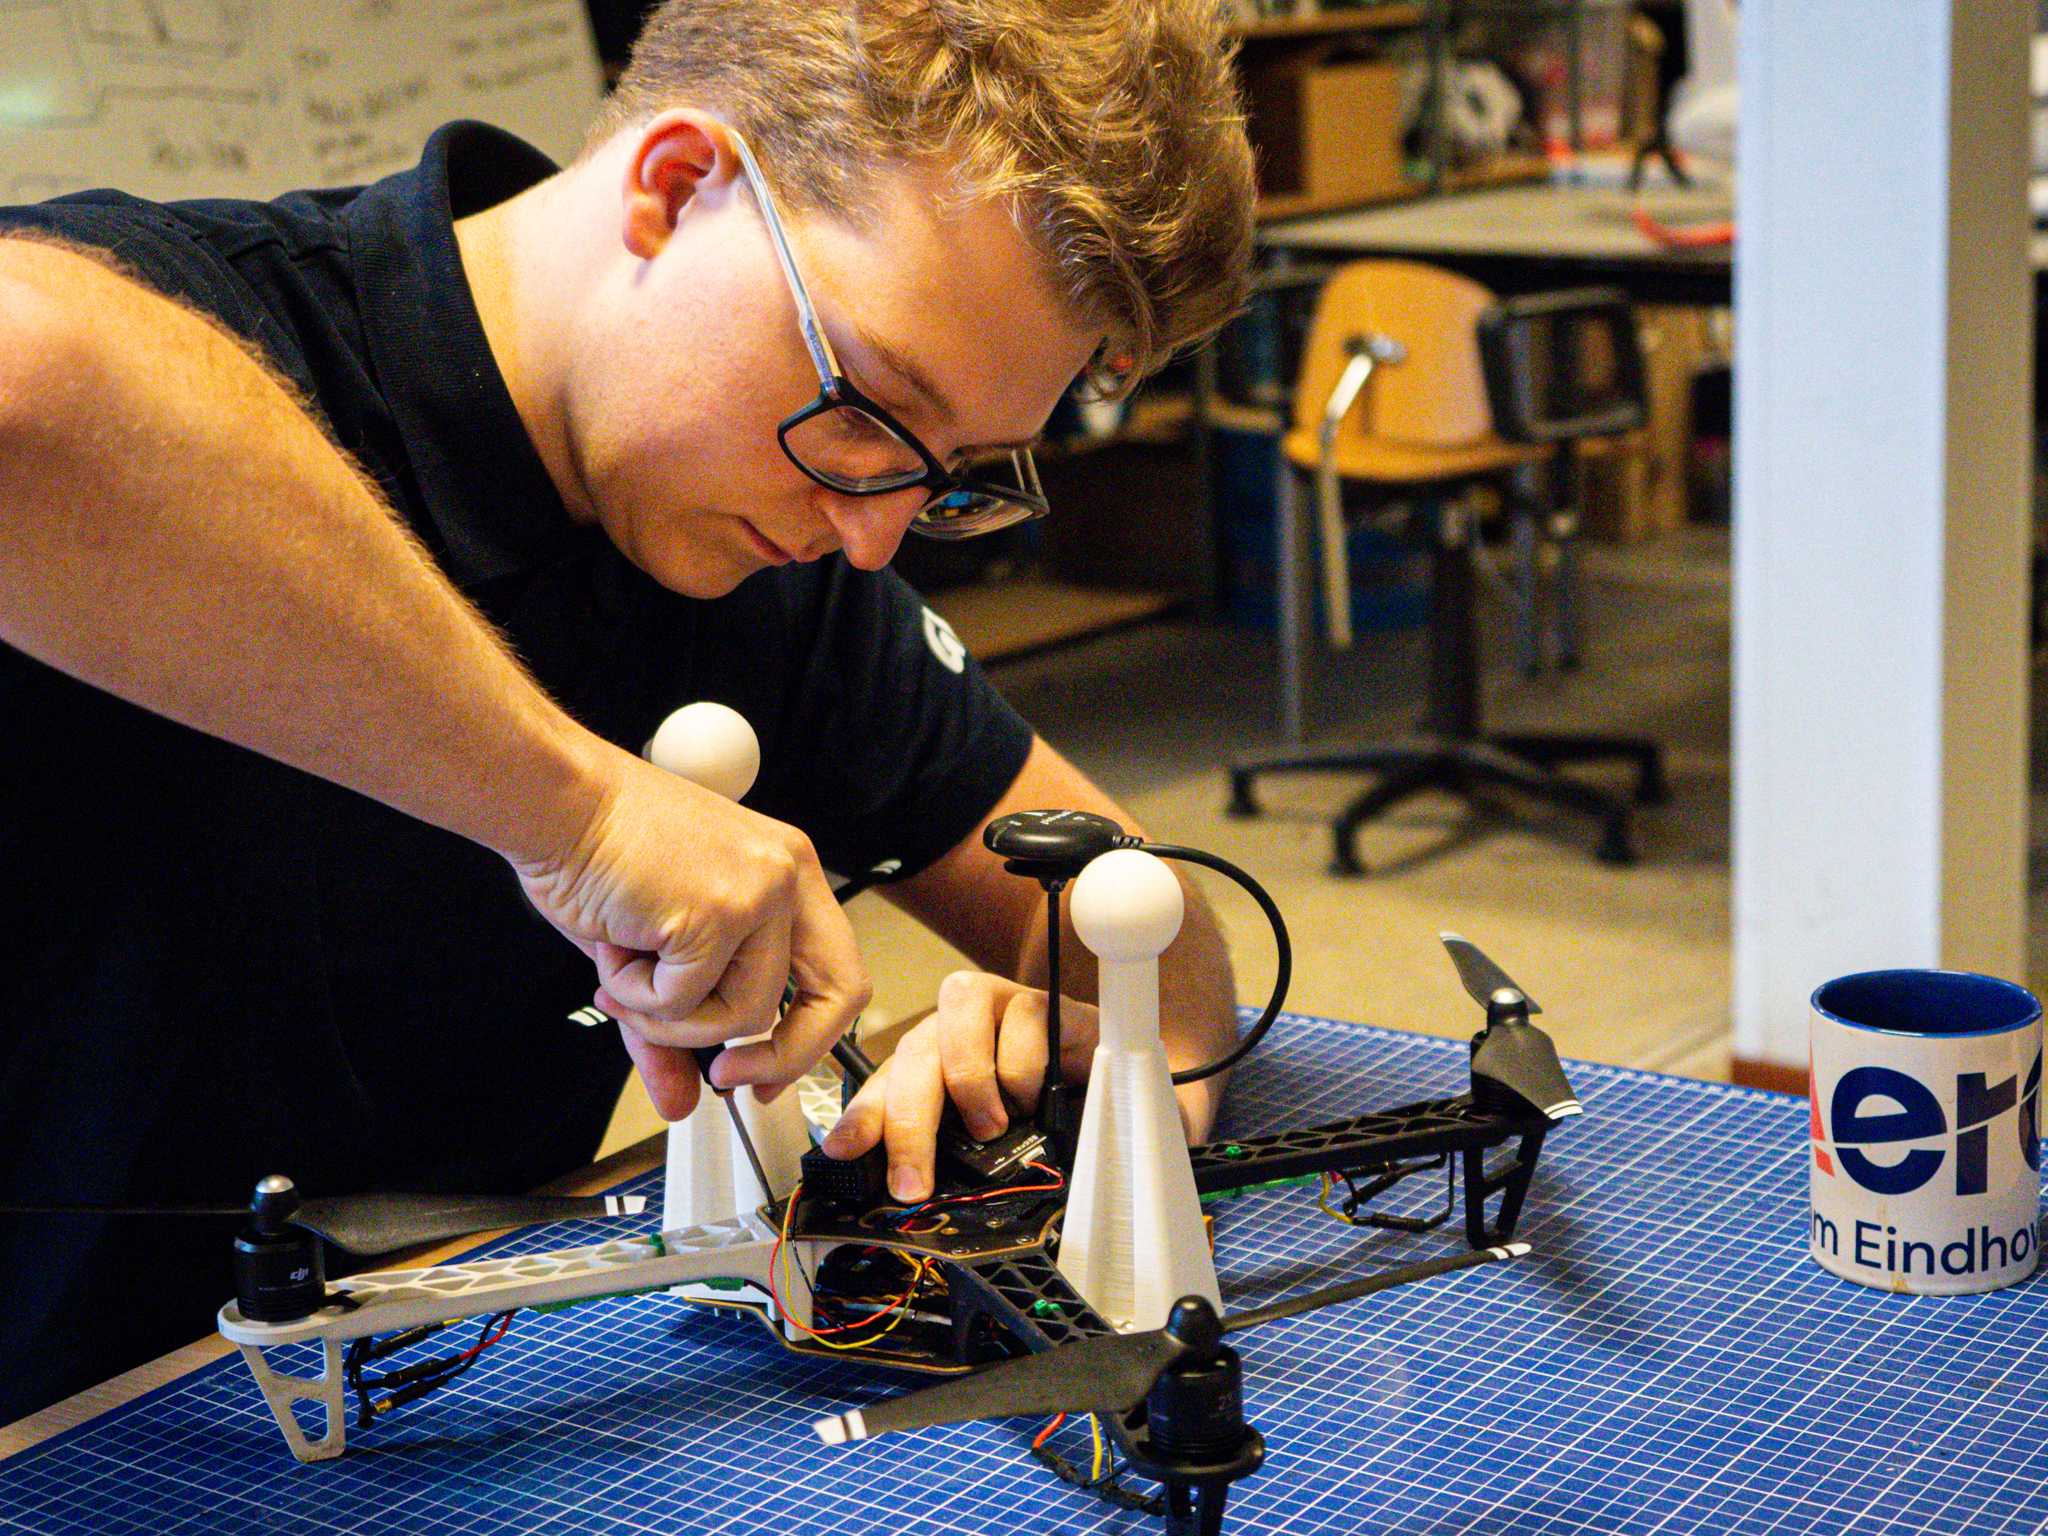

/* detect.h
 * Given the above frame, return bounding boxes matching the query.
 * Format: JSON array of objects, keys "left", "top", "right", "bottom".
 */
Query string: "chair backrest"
[
  {"left": 1291, "top": 259, "right": 1501, "bottom": 452},
  {"left": 1476, "top": 287, "right": 1648, "bottom": 444}
]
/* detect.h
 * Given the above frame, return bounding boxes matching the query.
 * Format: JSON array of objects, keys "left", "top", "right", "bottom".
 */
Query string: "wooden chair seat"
[{"left": 1230, "top": 259, "right": 1666, "bottom": 877}]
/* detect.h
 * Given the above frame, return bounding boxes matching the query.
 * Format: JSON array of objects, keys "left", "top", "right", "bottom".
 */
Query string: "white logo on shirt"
[{"left": 921, "top": 607, "right": 967, "bottom": 674}]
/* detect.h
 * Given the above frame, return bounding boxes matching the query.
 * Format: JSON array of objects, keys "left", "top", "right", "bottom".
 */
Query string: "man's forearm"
[
  {"left": 1152, "top": 874, "right": 1239, "bottom": 1141},
  {"left": 0, "top": 238, "right": 606, "bottom": 868},
  {"left": 1022, "top": 869, "right": 1240, "bottom": 1141}
]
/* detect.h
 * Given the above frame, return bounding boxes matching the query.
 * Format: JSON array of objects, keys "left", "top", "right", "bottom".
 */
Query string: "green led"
[{"left": 1222, "top": 1144, "right": 1246, "bottom": 1159}]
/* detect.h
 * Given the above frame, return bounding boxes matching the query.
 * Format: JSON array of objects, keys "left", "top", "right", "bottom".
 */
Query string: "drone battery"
[{"left": 800, "top": 1143, "right": 888, "bottom": 1209}]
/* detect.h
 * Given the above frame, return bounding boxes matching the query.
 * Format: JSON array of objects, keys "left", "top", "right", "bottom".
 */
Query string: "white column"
[{"left": 1732, "top": 0, "right": 2033, "bottom": 1069}]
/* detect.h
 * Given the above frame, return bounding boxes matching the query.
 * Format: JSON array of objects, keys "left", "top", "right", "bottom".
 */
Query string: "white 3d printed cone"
[
  {"left": 643, "top": 704, "right": 809, "bottom": 1257},
  {"left": 1057, "top": 848, "right": 1221, "bottom": 1330}
]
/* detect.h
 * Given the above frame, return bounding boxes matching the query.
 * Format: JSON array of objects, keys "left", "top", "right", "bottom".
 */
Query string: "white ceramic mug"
[{"left": 1809, "top": 969, "right": 2042, "bottom": 1294}]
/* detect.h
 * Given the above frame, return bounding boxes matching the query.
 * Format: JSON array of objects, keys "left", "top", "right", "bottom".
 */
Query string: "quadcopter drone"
[{"left": 13, "top": 705, "right": 1582, "bottom": 1536}]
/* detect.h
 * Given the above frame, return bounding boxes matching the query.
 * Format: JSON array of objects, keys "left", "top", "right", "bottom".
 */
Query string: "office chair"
[{"left": 1226, "top": 261, "right": 1667, "bottom": 875}]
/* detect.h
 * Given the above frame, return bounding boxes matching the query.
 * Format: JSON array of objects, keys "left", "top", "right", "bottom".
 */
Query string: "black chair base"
[{"left": 1227, "top": 732, "right": 1666, "bottom": 877}]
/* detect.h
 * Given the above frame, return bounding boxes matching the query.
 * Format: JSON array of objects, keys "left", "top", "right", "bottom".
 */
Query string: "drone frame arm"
[
  {"left": 943, "top": 1251, "right": 1147, "bottom": 1458},
  {"left": 1189, "top": 1094, "right": 1554, "bottom": 1247},
  {"left": 220, "top": 1212, "right": 810, "bottom": 1463}
]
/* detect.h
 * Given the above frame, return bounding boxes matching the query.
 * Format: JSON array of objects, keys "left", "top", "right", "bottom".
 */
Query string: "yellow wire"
[
  {"left": 1317, "top": 1173, "right": 1360, "bottom": 1225},
  {"left": 778, "top": 1190, "right": 928, "bottom": 1351},
  {"left": 1090, "top": 1413, "right": 1104, "bottom": 1481}
]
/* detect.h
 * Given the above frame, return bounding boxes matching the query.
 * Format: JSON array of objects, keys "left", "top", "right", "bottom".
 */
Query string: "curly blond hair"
[{"left": 586, "top": 0, "right": 1255, "bottom": 389}]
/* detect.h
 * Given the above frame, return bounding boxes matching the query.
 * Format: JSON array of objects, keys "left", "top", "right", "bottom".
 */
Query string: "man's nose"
[{"left": 821, "top": 486, "right": 925, "bottom": 570}]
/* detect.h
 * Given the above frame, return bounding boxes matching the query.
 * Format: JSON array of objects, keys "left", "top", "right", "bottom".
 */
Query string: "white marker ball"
[
  {"left": 645, "top": 702, "right": 760, "bottom": 802},
  {"left": 1071, "top": 848, "right": 1184, "bottom": 962}
]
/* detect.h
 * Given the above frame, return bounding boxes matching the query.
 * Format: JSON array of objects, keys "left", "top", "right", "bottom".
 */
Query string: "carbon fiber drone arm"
[
  {"left": 945, "top": 1250, "right": 1122, "bottom": 1358},
  {"left": 942, "top": 1251, "right": 1149, "bottom": 1454},
  {"left": 1189, "top": 1094, "right": 1553, "bottom": 1247}
]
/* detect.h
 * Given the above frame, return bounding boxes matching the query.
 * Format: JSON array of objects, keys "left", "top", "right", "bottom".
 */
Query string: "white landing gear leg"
[
  {"left": 661, "top": 1077, "right": 810, "bottom": 1232},
  {"left": 234, "top": 1338, "right": 349, "bottom": 1462}
]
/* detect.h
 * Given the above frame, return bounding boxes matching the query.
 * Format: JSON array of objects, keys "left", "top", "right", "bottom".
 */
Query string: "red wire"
[
  {"left": 895, "top": 1166, "right": 1065, "bottom": 1220},
  {"left": 452, "top": 1312, "right": 513, "bottom": 1364},
  {"left": 770, "top": 1183, "right": 931, "bottom": 1342},
  {"left": 1631, "top": 204, "right": 1734, "bottom": 249},
  {"left": 805, "top": 1263, "right": 929, "bottom": 1335},
  {"left": 1033, "top": 1412, "right": 1067, "bottom": 1450}
]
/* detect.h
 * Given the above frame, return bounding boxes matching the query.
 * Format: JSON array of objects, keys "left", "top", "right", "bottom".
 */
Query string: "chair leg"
[
  {"left": 1460, "top": 742, "right": 1637, "bottom": 865},
  {"left": 1330, "top": 755, "right": 1454, "bottom": 877},
  {"left": 1228, "top": 746, "right": 1440, "bottom": 819},
  {"left": 1489, "top": 732, "right": 1668, "bottom": 805},
  {"left": 1551, "top": 517, "right": 1583, "bottom": 671},
  {"left": 1509, "top": 504, "right": 1541, "bottom": 679}
]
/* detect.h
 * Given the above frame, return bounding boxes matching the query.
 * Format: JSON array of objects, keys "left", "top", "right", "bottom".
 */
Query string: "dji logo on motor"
[{"left": 1814, "top": 1052, "right": 2041, "bottom": 1196}]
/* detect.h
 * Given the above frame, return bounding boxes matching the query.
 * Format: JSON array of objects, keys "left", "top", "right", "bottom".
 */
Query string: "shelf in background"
[
  {"left": 1256, "top": 153, "right": 1553, "bottom": 224},
  {"left": 1226, "top": 4, "right": 1425, "bottom": 41},
  {"left": 1037, "top": 393, "right": 1198, "bottom": 462}
]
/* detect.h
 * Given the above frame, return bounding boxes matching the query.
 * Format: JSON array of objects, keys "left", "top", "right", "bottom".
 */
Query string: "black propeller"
[
  {"left": 1439, "top": 932, "right": 1582, "bottom": 1124},
  {"left": 0, "top": 1174, "right": 650, "bottom": 1257},
  {"left": 1440, "top": 931, "right": 1542, "bottom": 1015},
  {"left": 813, "top": 1241, "right": 1530, "bottom": 1445}
]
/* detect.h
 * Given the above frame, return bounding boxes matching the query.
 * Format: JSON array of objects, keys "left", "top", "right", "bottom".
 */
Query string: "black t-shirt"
[{"left": 0, "top": 121, "right": 1033, "bottom": 1423}]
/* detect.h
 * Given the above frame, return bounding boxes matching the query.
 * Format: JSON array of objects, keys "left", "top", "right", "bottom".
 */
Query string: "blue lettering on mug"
[
  {"left": 1826, "top": 1053, "right": 2042, "bottom": 1197},
  {"left": 1832, "top": 1067, "right": 1946, "bottom": 1194},
  {"left": 2024, "top": 1050, "right": 2042, "bottom": 1173}
]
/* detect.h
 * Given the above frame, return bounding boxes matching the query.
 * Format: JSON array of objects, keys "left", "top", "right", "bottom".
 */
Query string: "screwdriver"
[{"left": 690, "top": 1044, "right": 776, "bottom": 1205}]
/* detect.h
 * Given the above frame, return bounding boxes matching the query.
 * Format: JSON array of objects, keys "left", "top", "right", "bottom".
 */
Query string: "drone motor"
[{"left": 232, "top": 1176, "right": 327, "bottom": 1324}]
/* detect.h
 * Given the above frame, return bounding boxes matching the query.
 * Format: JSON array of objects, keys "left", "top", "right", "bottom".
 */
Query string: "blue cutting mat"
[{"left": 6, "top": 1014, "right": 2048, "bottom": 1536}]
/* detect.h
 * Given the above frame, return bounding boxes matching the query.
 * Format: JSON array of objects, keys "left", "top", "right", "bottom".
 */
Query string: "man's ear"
[{"left": 620, "top": 113, "right": 735, "bottom": 260}]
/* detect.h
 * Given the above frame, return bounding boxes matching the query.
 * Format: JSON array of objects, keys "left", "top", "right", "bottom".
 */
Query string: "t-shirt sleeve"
[
  {"left": 0, "top": 193, "right": 270, "bottom": 345},
  {"left": 749, "top": 564, "right": 1035, "bottom": 883}
]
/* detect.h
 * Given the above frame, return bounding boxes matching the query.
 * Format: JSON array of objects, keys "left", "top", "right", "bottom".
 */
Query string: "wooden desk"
[
  {"left": 1259, "top": 176, "right": 1737, "bottom": 307},
  {"left": 0, "top": 1133, "right": 669, "bottom": 1461}
]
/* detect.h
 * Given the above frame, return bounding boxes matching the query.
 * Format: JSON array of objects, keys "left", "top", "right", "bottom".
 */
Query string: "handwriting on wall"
[{"left": 0, "top": 0, "right": 605, "bottom": 202}]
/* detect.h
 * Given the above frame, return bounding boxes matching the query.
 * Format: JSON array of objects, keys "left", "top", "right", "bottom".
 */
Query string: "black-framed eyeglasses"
[{"left": 726, "top": 128, "right": 1051, "bottom": 542}]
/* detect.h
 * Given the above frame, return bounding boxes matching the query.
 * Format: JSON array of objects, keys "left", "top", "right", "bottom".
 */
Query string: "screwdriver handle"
[{"left": 692, "top": 1045, "right": 726, "bottom": 1094}]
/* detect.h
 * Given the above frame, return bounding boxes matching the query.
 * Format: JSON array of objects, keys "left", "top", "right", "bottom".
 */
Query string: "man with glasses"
[{"left": 0, "top": 0, "right": 1254, "bottom": 1421}]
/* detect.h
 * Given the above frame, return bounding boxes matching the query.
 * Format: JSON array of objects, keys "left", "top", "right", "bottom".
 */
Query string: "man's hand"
[
  {"left": 820, "top": 971, "right": 1097, "bottom": 1202},
  {"left": 513, "top": 741, "right": 870, "bottom": 1121}
]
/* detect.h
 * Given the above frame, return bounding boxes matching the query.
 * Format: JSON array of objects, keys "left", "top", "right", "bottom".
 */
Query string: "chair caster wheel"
[
  {"left": 1226, "top": 775, "right": 1259, "bottom": 818},
  {"left": 1329, "top": 840, "right": 1368, "bottom": 878},
  {"left": 1596, "top": 821, "right": 1638, "bottom": 865}
]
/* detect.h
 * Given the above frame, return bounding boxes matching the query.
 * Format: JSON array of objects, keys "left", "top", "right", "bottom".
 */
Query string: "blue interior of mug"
[{"left": 1813, "top": 969, "right": 2042, "bottom": 1037}]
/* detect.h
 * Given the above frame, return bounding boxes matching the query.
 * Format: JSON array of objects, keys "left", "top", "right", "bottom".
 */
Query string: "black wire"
[
  {"left": 1139, "top": 844, "right": 1292, "bottom": 1085},
  {"left": 344, "top": 1312, "right": 515, "bottom": 1426},
  {"left": 1030, "top": 1441, "right": 1167, "bottom": 1514}
]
